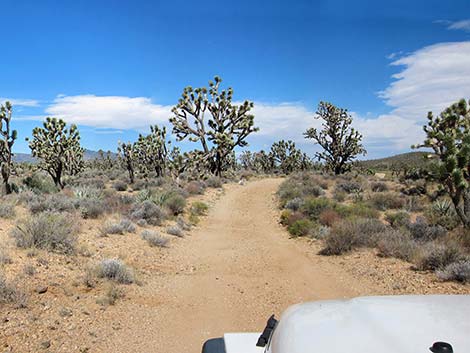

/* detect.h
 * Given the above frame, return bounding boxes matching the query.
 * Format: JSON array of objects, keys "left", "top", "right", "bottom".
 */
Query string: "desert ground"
[{"left": 1, "top": 177, "right": 468, "bottom": 353}]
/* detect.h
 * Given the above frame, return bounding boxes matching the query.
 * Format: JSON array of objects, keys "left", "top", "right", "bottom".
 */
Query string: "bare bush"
[
  {"left": 437, "top": 260, "right": 470, "bottom": 283},
  {"left": 414, "top": 242, "right": 464, "bottom": 271},
  {"left": 101, "top": 218, "right": 136, "bottom": 235},
  {"left": 0, "top": 273, "right": 27, "bottom": 307},
  {"left": 11, "top": 212, "right": 79, "bottom": 254},
  {"left": 166, "top": 226, "right": 183, "bottom": 237},
  {"left": 95, "top": 259, "right": 134, "bottom": 284},
  {"left": 130, "top": 200, "right": 166, "bottom": 226},
  {"left": 377, "top": 230, "right": 417, "bottom": 261},
  {"left": 369, "top": 192, "right": 405, "bottom": 211},
  {"left": 0, "top": 202, "right": 16, "bottom": 219},
  {"left": 141, "top": 230, "right": 169, "bottom": 247}
]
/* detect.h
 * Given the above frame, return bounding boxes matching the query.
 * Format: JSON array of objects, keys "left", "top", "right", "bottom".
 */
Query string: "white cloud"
[
  {"left": 0, "top": 98, "right": 39, "bottom": 107},
  {"left": 380, "top": 41, "right": 470, "bottom": 120},
  {"left": 447, "top": 19, "right": 470, "bottom": 32},
  {"left": 45, "top": 95, "right": 172, "bottom": 130}
]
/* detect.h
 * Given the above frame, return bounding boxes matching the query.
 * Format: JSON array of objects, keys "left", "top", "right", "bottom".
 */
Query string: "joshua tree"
[
  {"left": 117, "top": 141, "right": 136, "bottom": 184},
  {"left": 270, "top": 140, "right": 311, "bottom": 174},
  {"left": 170, "top": 76, "right": 259, "bottom": 176},
  {"left": 134, "top": 125, "right": 169, "bottom": 178},
  {"left": 305, "top": 101, "right": 366, "bottom": 174},
  {"left": 0, "top": 101, "right": 17, "bottom": 194},
  {"left": 27, "top": 118, "right": 84, "bottom": 189},
  {"left": 414, "top": 99, "right": 470, "bottom": 229}
]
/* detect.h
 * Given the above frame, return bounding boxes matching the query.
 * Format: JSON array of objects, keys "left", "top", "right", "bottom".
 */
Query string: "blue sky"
[{"left": 2, "top": 0, "right": 470, "bottom": 158}]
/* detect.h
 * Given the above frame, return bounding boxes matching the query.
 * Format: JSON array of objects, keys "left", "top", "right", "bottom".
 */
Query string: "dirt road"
[{"left": 93, "top": 178, "right": 372, "bottom": 353}]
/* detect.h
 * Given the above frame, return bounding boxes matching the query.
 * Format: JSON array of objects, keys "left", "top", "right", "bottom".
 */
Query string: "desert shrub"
[
  {"left": 190, "top": 201, "right": 209, "bottom": 216},
  {"left": 407, "top": 217, "right": 447, "bottom": 242},
  {"left": 371, "top": 182, "right": 388, "bottom": 192},
  {"left": 425, "top": 199, "right": 460, "bottom": 230},
  {"left": 29, "top": 193, "right": 76, "bottom": 214},
  {"left": 0, "top": 248, "right": 12, "bottom": 264},
  {"left": 377, "top": 230, "right": 417, "bottom": 261},
  {"left": 113, "top": 180, "right": 128, "bottom": 191},
  {"left": 437, "top": 260, "right": 470, "bottom": 283},
  {"left": 166, "top": 226, "right": 183, "bottom": 237},
  {"left": 332, "top": 189, "right": 347, "bottom": 202},
  {"left": 288, "top": 219, "right": 313, "bottom": 237},
  {"left": 11, "top": 212, "right": 78, "bottom": 254},
  {"left": 23, "top": 173, "right": 57, "bottom": 194},
  {"left": 71, "top": 176, "right": 106, "bottom": 190},
  {"left": 163, "top": 194, "right": 186, "bottom": 216},
  {"left": 319, "top": 209, "right": 341, "bottom": 227},
  {"left": 414, "top": 243, "right": 464, "bottom": 271},
  {"left": 319, "top": 218, "right": 387, "bottom": 255},
  {"left": 0, "top": 202, "right": 15, "bottom": 219},
  {"left": 385, "top": 211, "right": 411, "bottom": 228},
  {"left": 101, "top": 218, "right": 136, "bottom": 235},
  {"left": 285, "top": 197, "right": 304, "bottom": 212},
  {"left": 277, "top": 174, "right": 324, "bottom": 206},
  {"left": 130, "top": 200, "right": 166, "bottom": 225},
  {"left": 206, "top": 176, "right": 222, "bottom": 188},
  {"left": 301, "top": 197, "right": 334, "bottom": 221},
  {"left": 185, "top": 181, "right": 205, "bottom": 195},
  {"left": 336, "top": 202, "right": 380, "bottom": 219},
  {"left": 0, "top": 273, "right": 27, "bottom": 307},
  {"left": 135, "top": 189, "right": 153, "bottom": 203},
  {"left": 336, "top": 181, "right": 363, "bottom": 194},
  {"left": 76, "top": 197, "right": 105, "bottom": 219},
  {"left": 176, "top": 216, "right": 191, "bottom": 231},
  {"left": 141, "top": 230, "right": 169, "bottom": 247},
  {"left": 369, "top": 192, "right": 405, "bottom": 211},
  {"left": 95, "top": 259, "right": 134, "bottom": 284},
  {"left": 401, "top": 181, "right": 427, "bottom": 196},
  {"left": 73, "top": 186, "right": 103, "bottom": 199},
  {"left": 311, "top": 225, "right": 330, "bottom": 239},
  {"left": 96, "top": 284, "right": 123, "bottom": 306}
]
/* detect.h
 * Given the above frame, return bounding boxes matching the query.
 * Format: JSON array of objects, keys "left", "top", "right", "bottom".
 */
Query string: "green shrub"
[
  {"left": 23, "top": 173, "right": 57, "bottom": 194},
  {"left": 11, "top": 212, "right": 79, "bottom": 254},
  {"left": 385, "top": 211, "right": 411, "bottom": 228},
  {"left": 76, "top": 197, "right": 105, "bottom": 219},
  {"left": 163, "top": 194, "right": 186, "bottom": 215},
  {"left": 301, "top": 197, "right": 333, "bottom": 221},
  {"left": 288, "top": 219, "right": 313, "bottom": 237},
  {"left": 336, "top": 202, "right": 380, "bottom": 219},
  {"left": 190, "top": 201, "right": 209, "bottom": 216},
  {"left": 425, "top": 200, "right": 461, "bottom": 230},
  {"left": 369, "top": 192, "right": 405, "bottom": 211}
]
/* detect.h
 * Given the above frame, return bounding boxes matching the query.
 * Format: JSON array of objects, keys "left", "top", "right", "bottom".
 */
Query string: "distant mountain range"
[
  {"left": 13, "top": 149, "right": 117, "bottom": 163},
  {"left": 357, "top": 151, "right": 434, "bottom": 170}
]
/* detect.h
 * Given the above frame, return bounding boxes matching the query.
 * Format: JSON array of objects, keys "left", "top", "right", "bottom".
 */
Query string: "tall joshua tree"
[
  {"left": 170, "top": 76, "right": 259, "bottom": 176},
  {"left": 270, "top": 140, "right": 311, "bottom": 174},
  {"left": 117, "top": 141, "right": 136, "bottom": 184},
  {"left": 134, "top": 125, "right": 169, "bottom": 178},
  {"left": 414, "top": 99, "right": 470, "bottom": 229},
  {"left": 305, "top": 101, "right": 366, "bottom": 174},
  {"left": 0, "top": 101, "right": 17, "bottom": 194},
  {"left": 27, "top": 117, "right": 84, "bottom": 189}
]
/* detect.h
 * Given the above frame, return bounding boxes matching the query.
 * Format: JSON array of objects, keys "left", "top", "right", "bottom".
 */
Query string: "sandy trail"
[{"left": 95, "top": 178, "right": 363, "bottom": 353}]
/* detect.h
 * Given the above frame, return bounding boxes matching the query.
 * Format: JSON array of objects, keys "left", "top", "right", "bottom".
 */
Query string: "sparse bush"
[
  {"left": 23, "top": 172, "right": 57, "bottom": 194},
  {"left": 177, "top": 216, "right": 191, "bottom": 231},
  {"left": 11, "top": 212, "right": 79, "bottom": 254},
  {"left": 377, "top": 230, "right": 417, "bottom": 261},
  {"left": 407, "top": 217, "right": 447, "bottom": 242},
  {"left": 185, "top": 181, "right": 205, "bottom": 195},
  {"left": 130, "top": 200, "right": 166, "bottom": 225},
  {"left": 0, "top": 248, "right": 12, "bottom": 264},
  {"left": 29, "top": 193, "right": 76, "bottom": 214},
  {"left": 0, "top": 273, "right": 27, "bottom": 307},
  {"left": 113, "top": 180, "right": 128, "bottom": 191},
  {"left": 141, "top": 230, "right": 169, "bottom": 247},
  {"left": 369, "top": 192, "right": 405, "bottom": 211},
  {"left": 76, "top": 197, "right": 105, "bottom": 219},
  {"left": 336, "top": 181, "right": 363, "bottom": 194},
  {"left": 73, "top": 186, "right": 103, "bottom": 199},
  {"left": 301, "top": 197, "right": 333, "bottom": 221},
  {"left": 385, "top": 211, "right": 411, "bottom": 228},
  {"left": 163, "top": 194, "right": 186, "bottom": 216},
  {"left": 336, "top": 202, "right": 380, "bottom": 219},
  {"left": 206, "top": 176, "right": 222, "bottom": 188},
  {"left": 95, "top": 259, "right": 134, "bottom": 284},
  {"left": 101, "top": 218, "right": 136, "bottom": 235},
  {"left": 319, "top": 209, "right": 341, "bottom": 227},
  {"left": 190, "top": 201, "right": 209, "bottom": 216},
  {"left": 96, "top": 284, "right": 123, "bottom": 306},
  {"left": 312, "top": 225, "right": 330, "bottom": 239},
  {"left": 0, "top": 202, "right": 15, "bottom": 218},
  {"left": 371, "top": 182, "right": 388, "bottom": 192},
  {"left": 414, "top": 242, "right": 464, "bottom": 271},
  {"left": 166, "top": 225, "right": 183, "bottom": 237},
  {"left": 277, "top": 175, "right": 324, "bottom": 207},
  {"left": 285, "top": 197, "right": 304, "bottom": 212},
  {"left": 332, "top": 189, "right": 346, "bottom": 202},
  {"left": 437, "top": 260, "right": 470, "bottom": 283},
  {"left": 288, "top": 219, "right": 313, "bottom": 237},
  {"left": 319, "top": 218, "right": 387, "bottom": 255}
]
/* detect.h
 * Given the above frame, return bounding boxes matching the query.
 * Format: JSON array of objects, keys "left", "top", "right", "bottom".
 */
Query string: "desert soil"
[{"left": 2, "top": 178, "right": 469, "bottom": 353}]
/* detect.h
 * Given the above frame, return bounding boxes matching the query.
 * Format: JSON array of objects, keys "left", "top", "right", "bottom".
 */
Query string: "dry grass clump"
[
  {"left": 29, "top": 193, "right": 76, "bottom": 214},
  {"left": 141, "top": 230, "right": 169, "bottom": 247},
  {"left": 130, "top": 200, "right": 166, "bottom": 226},
  {"left": 368, "top": 192, "right": 405, "bottom": 211},
  {"left": 205, "top": 176, "right": 223, "bottom": 188},
  {"left": 0, "top": 273, "right": 27, "bottom": 307},
  {"left": 0, "top": 201, "right": 16, "bottom": 219},
  {"left": 413, "top": 242, "right": 464, "bottom": 271},
  {"left": 377, "top": 230, "right": 417, "bottom": 261},
  {"left": 101, "top": 218, "right": 136, "bottom": 235},
  {"left": 95, "top": 259, "right": 135, "bottom": 284},
  {"left": 437, "top": 260, "right": 470, "bottom": 283},
  {"left": 185, "top": 181, "right": 205, "bottom": 195},
  {"left": 11, "top": 212, "right": 79, "bottom": 254}
]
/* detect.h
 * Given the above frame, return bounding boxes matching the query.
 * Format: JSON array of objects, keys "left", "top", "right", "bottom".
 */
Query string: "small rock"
[
  {"left": 40, "top": 340, "right": 51, "bottom": 349},
  {"left": 35, "top": 286, "right": 48, "bottom": 294}
]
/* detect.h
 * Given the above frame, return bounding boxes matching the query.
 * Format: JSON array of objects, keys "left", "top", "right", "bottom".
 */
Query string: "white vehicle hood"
[{"left": 267, "top": 295, "right": 470, "bottom": 353}]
